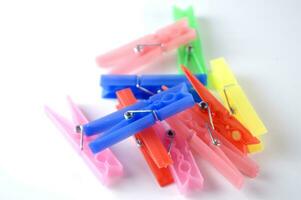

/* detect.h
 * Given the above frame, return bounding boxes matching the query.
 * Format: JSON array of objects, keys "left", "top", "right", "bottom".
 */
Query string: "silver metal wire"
[
  {"left": 134, "top": 43, "right": 162, "bottom": 53},
  {"left": 124, "top": 110, "right": 159, "bottom": 121}
]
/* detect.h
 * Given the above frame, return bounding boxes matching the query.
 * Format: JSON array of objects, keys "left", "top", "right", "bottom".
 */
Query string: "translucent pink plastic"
[
  {"left": 44, "top": 97, "right": 123, "bottom": 186},
  {"left": 179, "top": 109, "right": 259, "bottom": 178},
  {"left": 154, "top": 122, "right": 203, "bottom": 195},
  {"left": 96, "top": 19, "right": 196, "bottom": 74},
  {"left": 165, "top": 117, "right": 244, "bottom": 189}
]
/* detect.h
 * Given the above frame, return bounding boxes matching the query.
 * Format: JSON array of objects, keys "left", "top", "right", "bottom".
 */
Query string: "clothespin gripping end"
[
  {"left": 75, "top": 125, "right": 84, "bottom": 150},
  {"left": 198, "top": 101, "right": 220, "bottom": 146}
]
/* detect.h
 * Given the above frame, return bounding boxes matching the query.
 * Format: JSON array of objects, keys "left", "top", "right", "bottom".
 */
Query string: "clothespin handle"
[
  {"left": 116, "top": 88, "right": 174, "bottom": 186},
  {"left": 182, "top": 66, "right": 260, "bottom": 153},
  {"left": 173, "top": 6, "right": 208, "bottom": 74},
  {"left": 83, "top": 84, "right": 195, "bottom": 154}
]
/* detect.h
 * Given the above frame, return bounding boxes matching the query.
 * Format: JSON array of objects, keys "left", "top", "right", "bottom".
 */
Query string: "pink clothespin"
[
  {"left": 178, "top": 107, "right": 259, "bottom": 178},
  {"left": 44, "top": 96, "right": 123, "bottom": 186},
  {"left": 96, "top": 19, "right": 196, "bottom": 74},
  {"left": 165, "top": 115, "right": 244, "bottom": 189},
  {"left": 155, "top": 121, "right": 204, "bottom": 195}
]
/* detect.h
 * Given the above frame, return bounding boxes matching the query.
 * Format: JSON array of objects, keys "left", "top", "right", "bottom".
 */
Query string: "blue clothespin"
[
  {"left": 76, "top": 84, "right": 195, "bottom": 154},
  {"left": 100, "top": 74, "right": 207, "bottom": 99}
]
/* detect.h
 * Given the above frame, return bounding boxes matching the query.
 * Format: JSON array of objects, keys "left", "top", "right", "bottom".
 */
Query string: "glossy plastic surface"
[
  {"left": 177, "top": 108, "right": 259, "bottom": 178},
  {"left": 116, "top": 88, "right": 174, "bottom": 187},
  {"left": 166, "top": 115, "right": 244, "bottom": 189},
  {"left": 156, "top": 121, "right": 204, "bottom": 194},
  {"left": 101, "top": 74, "right": 207, "bottom": 99},
  {"left": 210, "top": 58, "right": 267, "bottom": 153},
  {"left": 96, "top": 19, "right": 196, "bottom": 74},
  {"left": 182, "top": 66, "right": 260, "bottom": 154},
  {"left": 173, "top": 6, "right": 207, "bottom": 75},
  {"left": 83, "top": 84, "right": 195, "bottom": 154},
  {"left": 44, "top": 97, "right": 123, "bottom": 186}
]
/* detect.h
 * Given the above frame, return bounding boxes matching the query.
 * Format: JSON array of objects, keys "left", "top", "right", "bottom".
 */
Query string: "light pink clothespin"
[
  {"left": 177, "top": 107, "right": 259, "bottom": 177},
  {"left": 165, "top": 115, "right": 244, "bottom": 189},
  {"left": 211, "top": 130, "right": 259, "bottom": 178},
  {"left": 44, "top": 96, "right": 123, "bottom": 186},
  {"left": 96, "top": 19, "right": 196, "bottom": 74},
  {"left": 154, "top": 121, "right": 203, "bottom": 195}
]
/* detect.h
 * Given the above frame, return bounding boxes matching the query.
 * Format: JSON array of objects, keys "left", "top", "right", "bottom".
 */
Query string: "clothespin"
[
  {"left": 44, "top": 96, "right": 123, "bottom": 186},
  {"left": 210, "top": 58, "right": 267, "bottom": 153},
  {"left": 181, "top": 66, "right": 260, "bottom": 154},
  {"left": 96, "top": 19, "right": 196, "bottom": 74},
  {"left": 101, "top": 74, "right": 207, "bottom": 99},
  {"left": 161, "top": 86, "right": 246, "bottom": 188},
  {"left": 76, "top": 84, "right": 195, "bottom": 154},
  {"left": 155, "top": 121, "right": 204, "bottom": 195},
  {"left": 165, "top": 116, "right": 244, "bottom": 188},
  {"left": 116, "top": 88, "right": 174, "bottom": 187},
  {"left": 173, "top": 6, "right": 208, "bottom": 75},
  {"left": 175, "top": 108, "right": 259, "bottom": 179}
]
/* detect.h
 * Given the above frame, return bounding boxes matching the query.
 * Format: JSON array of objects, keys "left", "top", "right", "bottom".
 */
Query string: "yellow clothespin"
[{"left": 210, "top": 58, "right": 267, "bottom": 153}]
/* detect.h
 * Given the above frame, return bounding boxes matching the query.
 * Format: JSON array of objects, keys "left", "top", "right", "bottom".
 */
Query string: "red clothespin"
[
  {"left": 181, "top": 66, "right": 260, "bottom": 154},
  {"left": 116, "top": 88, "right": 174, "bottom": 187}
]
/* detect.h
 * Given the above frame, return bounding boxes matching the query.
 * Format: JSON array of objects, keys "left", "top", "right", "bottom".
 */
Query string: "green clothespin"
[{"left": 173, "top": 6, "right": 208, "bottom": 75}]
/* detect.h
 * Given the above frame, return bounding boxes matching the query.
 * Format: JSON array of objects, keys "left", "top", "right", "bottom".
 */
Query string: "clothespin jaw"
[
  {"left": 168, "top": 105, "right": 259, "bottom": 178},
  {"left": 178, "top": 108, "right": 259, "bottom": 178},
  {"left": 155, "top": 121, "right": 204, "bottom": 194},
  {"left": 139, "top": 144, "right": 174, "bottom": 186},
  {"left": 210, "top": 58, "right": 267, "bottom": 153},
  {"left": 116, "top": 88, "right": 174, "bottom": 187},
  {"left": 96, "top": 19, "right": 196, "bottom": 74},
  {"left": 78, "top": 83, "right": 195, "bottom": 154},
  {"left": 100, "top": 74, "right": 207, "bottom": 99},
  {"left": 161, "top": 87, "right": 245, "bottom": 188},
  {"left": 173, "top": 6, "right": 208, "bottom": 75},
  {"left": 165, "top": 114, "right": 244, "bottom": 189},
  {"left": 44, "top": 97, "right": 123, "bottom": 185},
  {"left": 181, "top": 65, "right": 260, "bottom": 154}
]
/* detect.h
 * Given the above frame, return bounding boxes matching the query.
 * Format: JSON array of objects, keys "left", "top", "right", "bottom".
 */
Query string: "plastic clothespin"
[
  {"left": 165, "top": 119, "right": 244, "bottom": 189},
  {"left": 173, "top": 6, "right": 207, "bottom": 75},
  {"left": 181, "top": 66, "right": 260, "bottom": 154},
  {"left": 77, "top": 84, "right": 195, "bottom": 154},
  {"left": 160, "top": 86, "right": 243, "bottom": 188},
  {"left": 176, "top": 108, "right": 259, "bottom": 179},
  {"left": 155, "top": 121, "right": 204, "bottom": 195},
  {"left": 44, "top": 96, "right": 123, "bottom": 186},
  {"left": 162, "top": 85, "right": 259, "bottom": 178},
  {"left": 101, "top": 74, "right": 207, "bottom": 99},
  {"left": 116, "top": 88, "right": 174, "bottom": 187},
  {"left": 210, "top": 58, "right": 267, "bottom": 153},
  {"left": 96, "top": 19, "right": 196, "bottom": 74}
]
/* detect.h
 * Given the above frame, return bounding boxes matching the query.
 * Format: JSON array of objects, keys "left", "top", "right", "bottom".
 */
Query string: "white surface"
[{"left": 0, "top": 0, "right": 301, "bottom": 199}]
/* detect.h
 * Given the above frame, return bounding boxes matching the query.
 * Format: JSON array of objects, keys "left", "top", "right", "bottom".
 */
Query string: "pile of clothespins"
[{"left": 45, "top": 6, "right": 267, "bottom": 195}]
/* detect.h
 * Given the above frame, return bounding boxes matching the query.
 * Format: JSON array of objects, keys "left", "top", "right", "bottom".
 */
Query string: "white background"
[{"left": 0, "top": 0, "right": 301, "bottom": 199}]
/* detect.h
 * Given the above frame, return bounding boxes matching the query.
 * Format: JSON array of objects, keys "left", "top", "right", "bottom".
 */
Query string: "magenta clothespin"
[
  {"left": 96, "top": 19, "right": 196, "bottom": 74},
  {"left": 154, "top": 121, "right": 204, "bottom": 195},
  {"left": 44, "top": 96, "right": 123, "bottom": 186}
]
